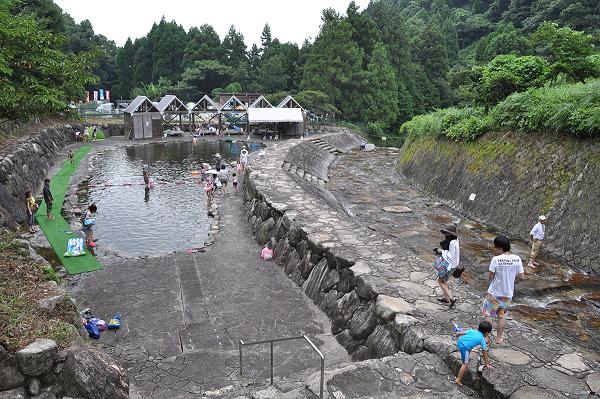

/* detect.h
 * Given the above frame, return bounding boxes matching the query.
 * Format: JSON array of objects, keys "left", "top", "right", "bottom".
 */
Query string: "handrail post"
[
  {"left": 239, "top": 340, "right": 243, "bottom": 376},
  {"left": 320, "top": 356, "right": 325, "bottom": 399},
  {"left": 270, "top": 341, "right": 274, "bottom": 385}
]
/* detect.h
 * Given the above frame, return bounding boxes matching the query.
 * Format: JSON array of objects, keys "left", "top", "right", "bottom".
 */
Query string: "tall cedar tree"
[{"left": 363, "top": 42, "right": 399, "bottom": 127}]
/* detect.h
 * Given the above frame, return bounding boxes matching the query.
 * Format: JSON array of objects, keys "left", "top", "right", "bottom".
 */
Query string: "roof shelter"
[
  {"left": 123, "top": 96, "right": 162, "bottom": 140},
  {"left": 249, "top": 95, "right": 273, "bottom": 109},
  {"left": 156, "top": 95, "right": 189, "bottom": 130},
  {"left": 248, "top": 96, "right": 305, "bottom": 137},
  {"left": 217, "top": 95, "right": 248, "bottom": 135},
  {"left": 189, "top": 95, "right": 220, "bottom": 132},
  {"left": 218, "top": 92, "right": 261, "bottom": 108},
  {"left": 277, "top": 95, "right": 304, "bottom": 110}
]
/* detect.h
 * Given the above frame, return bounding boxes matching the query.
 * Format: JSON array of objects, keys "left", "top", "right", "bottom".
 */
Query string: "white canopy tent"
[{"left": 248, "top": 108, "right": 303, "bottom": 123}]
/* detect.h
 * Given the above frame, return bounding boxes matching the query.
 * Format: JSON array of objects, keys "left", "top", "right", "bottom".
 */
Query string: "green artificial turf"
[
  {"left": 86, "top": 126, "right": 105, "bottom": 139},
  {"left": 36, "top": 145, "right": 103, "bottom": 274}
]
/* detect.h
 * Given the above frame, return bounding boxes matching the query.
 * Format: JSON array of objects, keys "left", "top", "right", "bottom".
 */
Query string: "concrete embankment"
[
  {"left": 397, "top": 132, "right": 600, "bottom": 275},
  {"left": 243, "top": 132, "right": 600, "bottom": 398}
]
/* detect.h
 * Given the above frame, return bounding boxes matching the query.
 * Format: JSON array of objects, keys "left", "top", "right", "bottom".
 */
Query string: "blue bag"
[{"left": 85, "top": 320, "right": 101, "bottom": 339}]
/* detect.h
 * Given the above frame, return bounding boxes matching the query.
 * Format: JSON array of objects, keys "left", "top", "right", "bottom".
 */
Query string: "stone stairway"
[{"left": 306, "top": 137, "right": 342, "bottom": 155}]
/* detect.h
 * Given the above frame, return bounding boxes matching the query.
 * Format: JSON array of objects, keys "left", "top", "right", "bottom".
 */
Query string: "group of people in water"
[{"left": 431, "top": 216, "right": 548, "bottom": 385}]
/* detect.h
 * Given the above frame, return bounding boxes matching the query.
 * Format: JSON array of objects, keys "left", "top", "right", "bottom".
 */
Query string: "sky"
[{"left": 54, "top": 0, "right": 371, "bottom": 47}]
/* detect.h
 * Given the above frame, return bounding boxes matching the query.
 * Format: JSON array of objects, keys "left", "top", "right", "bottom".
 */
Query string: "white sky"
[{"left": 54, "top": 0, "right": 371, "bottom": 47}]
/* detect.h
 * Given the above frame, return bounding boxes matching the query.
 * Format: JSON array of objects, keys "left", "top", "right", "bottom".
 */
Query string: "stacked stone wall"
[{"left": 243, "top": 133, "right": 600, "bottom": 398}]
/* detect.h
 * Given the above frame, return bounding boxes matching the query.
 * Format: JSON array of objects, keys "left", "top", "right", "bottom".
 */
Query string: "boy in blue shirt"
[{"left": 455, "top": 321, "right": 493, "bottom": 385}]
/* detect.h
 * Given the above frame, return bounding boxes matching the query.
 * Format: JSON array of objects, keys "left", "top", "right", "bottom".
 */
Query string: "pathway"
[{"left": 71, "top": 181, "right": 350, "bottom": 398}]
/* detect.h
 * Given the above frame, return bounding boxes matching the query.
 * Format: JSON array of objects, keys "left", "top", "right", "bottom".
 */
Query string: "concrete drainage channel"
[{"left": 241, "top": 132, "right": 599, "bottom": 398}]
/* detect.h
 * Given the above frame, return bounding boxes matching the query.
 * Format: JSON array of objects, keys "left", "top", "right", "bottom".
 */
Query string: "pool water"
[{"left": 79, "top": 140, "right": 260, "bottom": 257}]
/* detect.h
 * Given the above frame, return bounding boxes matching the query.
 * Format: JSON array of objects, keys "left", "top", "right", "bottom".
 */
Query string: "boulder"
[
  {"left": 348, "top": 303, "right": 378, "bottom": 340},
  {"left": 366, "top": 324, "right": 400, "bottom": 358},
  {"left": 331, "top": 291, "right": 361, "bottom": 333},
  {"left": 375, "top": 295, "right": 414, "bottom": 321},
  {"left": 38, "top": 294, "right": 67, "bottom": 311},
  {"left": 555, "top": 353, "right": 588, "bottom": 373},
  {"left": 16, "top": 339, "right": 57, "bottom": 377},
  {"left": 0, "top": 346, "right": 24, "bottom": 391},
  {"left": 0, "top": 387, "right": 26, "bottom": 399},
  {"left": 586, "top": 373, "right": 600, "bottom": 393},
  {"left": 256, "top": 217, "right": 275, "bottom": 246},
  {"left": 57, "top": 345, "right": 129, "bottom": 399},
  {"left": 28, "top": 378, "right": 41, "bottom": 396}
]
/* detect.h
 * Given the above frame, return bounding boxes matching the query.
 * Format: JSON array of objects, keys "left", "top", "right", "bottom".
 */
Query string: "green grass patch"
[{"left": 86, "top": 126, "right": 105, "bottom": 139}]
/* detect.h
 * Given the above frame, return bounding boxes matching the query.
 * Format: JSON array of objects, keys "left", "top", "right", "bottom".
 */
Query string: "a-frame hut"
[
  {"left": 277, "top": 95, "right": 304, "bottom": 110},
  {"left": 189, "top": 95, "right": 220, "bottom": 132},
  {"left": 123, "top": 96, "right": 162, "bottom": 139},
  {"left": 218, "top": 95, "right": 248, "bottom": 134},
  {"left": 156, "top": 95, "right": 189, "bottom": 130},
  {"left": 249, "top": 95, "right": 273, "bottom": 109}
]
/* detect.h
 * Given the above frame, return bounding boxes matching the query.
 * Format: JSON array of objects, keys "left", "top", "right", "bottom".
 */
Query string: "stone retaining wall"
[
  {"left": 0, "top": 123, "right": 85, "bottom": 229},
  {"left": 243, "top": 133, "right": 600, "bottom": 398},
  {"left": 397, "top": 133, "right": 600, "bottom": 274},
  {"left": 0, "top": 339, "right": 128, "bottom": 398}
]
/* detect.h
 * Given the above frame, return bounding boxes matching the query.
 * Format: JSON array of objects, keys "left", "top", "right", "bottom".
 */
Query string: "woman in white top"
[{"left": 435, "top": 224, "right": 460, "bottom": 308}]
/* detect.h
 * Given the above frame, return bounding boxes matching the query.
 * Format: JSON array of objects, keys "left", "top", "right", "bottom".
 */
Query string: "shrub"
[
  {"left": 491, "top": 79, "right": 600, "bottom": 136},
  {"left": 399, "top": 107, "right": 489, "bottom": 141}
]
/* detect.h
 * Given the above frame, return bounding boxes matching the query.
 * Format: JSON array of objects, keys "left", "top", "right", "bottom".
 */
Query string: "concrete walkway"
[{"left": 72, "top": 184, "right": 350, "bottom": 398}]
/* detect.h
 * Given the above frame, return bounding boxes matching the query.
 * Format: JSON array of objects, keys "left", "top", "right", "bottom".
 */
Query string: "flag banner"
[
  {"left": 99, "top": 89, "right": 104, "bottom": 101},
  {"left": 106, "top": 90, "right": 111, "bottom": 101},
  {"left": 93, "top": 91, "right": 98, "bottom": 101}
]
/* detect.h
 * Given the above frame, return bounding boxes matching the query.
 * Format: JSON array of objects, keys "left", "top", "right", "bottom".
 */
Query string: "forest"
[{"left": 1, "top": 0, "right": 599, "bottom": 141}]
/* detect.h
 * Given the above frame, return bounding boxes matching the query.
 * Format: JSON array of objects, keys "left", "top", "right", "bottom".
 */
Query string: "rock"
[
  {"left": 423, "top": 335, "right": 455, "bottom": 356},
  {"left": 0, "top": 364, "right": 24, "bottom": 391},
  {"left": 491, "top": 348, "right": 531, "bottom": 366},
  {"left": 511, "top": 385, "right": 562, "bottom": 399},
  {"left": 587, "top": 373, "right": 600, "bottom": 393},
  {"left": 57, "top": 345, "right": 129, "bottom": 399},
  {"left": 348, "top": 303, "right": 378, "bottom": 340},
  {"left": 0, "top": 387, "right": 26, "bottom": 399},
  {"left": 252, "top": 385, "right": 280, "bottom": 399},
  {"left": 331, "top": 291, "right": 361, "bottom": 333},
  {"left": 527, "top": 366, "right": 589, "bottom": 396},
  {"left": 555, "top": 353, "right": 588, "bottom": 372},
  {"left": 349, "top": 261, "right": 371, "bottom": 277},
  {"left": 382, "top": 205, "right": 413, "bottom": 214},
  {"left": 355, "top": 275, "right": 382, "bottom": 300},
  {"left": 38, "top": 294, "right": 66, "bottom": 311},
  {"left": 28, "top": 378, "right": 41, "bottom": 396},
  {"left": 366, "top": 324, "right": 400, "bottom": 358},
  {"left": 256, "top": 217, "right": 275, "bottom": 246},
  {"left": 16, "top": 339, "right": 57, "bottom": 377},
  {"left": 375, "top": 295, "right": 414, "bottom": 321}
]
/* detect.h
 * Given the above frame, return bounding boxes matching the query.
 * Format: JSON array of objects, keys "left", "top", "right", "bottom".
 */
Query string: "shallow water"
[{"left": 79, "top": 140, "right": 260, "bottom": 257}]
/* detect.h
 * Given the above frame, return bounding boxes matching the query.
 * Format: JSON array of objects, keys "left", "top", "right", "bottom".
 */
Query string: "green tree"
[
  {"left": 532, "top": 22, "right": 599, "bottom": 82},
  {"left": 362, "top": 42, "right": 399, "bottom": 127},
  {"left": 222, "top": 25, "right": 247, "bottom": 67},
  {"left": 174, "top": 60, "right": 233, "bottom": 100},
  {"left": 294, "top": 90, "right": 339, "bottom": 116},
  {"left": 224, "top": 82, "right": 242, "bottom": 93},
  {"left": 114, "top": 38, "right": 136, "bottom": 100},
  {"left": 130, "top": 77, "right": 172, "bottom": 100},
  {"left": 182, "top": 24, "right": 222, "bottom": 66},
  {"left": 260, "top": 23, "right": 272, "bottom": 55},
  {"left": 257, "top": 54, "right": 288, "bottom": 92},
  {"left": 480, "top": 54, "right": 548, "bottom": 105},
  {"left": 0, "top": 1, "right": 99, "bottom": 120},
  {"left": 346, "top": 1, "right": 380, "bottom": 64},
  {"left": 301, "top": 10, "right": 364, "bottom": 116},
  {"left": 152, "top": 18, "right": 187, "bottom": 81}
]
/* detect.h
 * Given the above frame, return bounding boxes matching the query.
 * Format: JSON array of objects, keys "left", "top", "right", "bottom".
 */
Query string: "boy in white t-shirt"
[{"left": 482, "top": 235, "right": 525, "bottom": 344}]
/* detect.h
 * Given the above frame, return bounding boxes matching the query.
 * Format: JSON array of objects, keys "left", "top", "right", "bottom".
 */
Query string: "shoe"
[
  {"left": 449, "top": 299, "right": 456, "bottom": 309},
  {"left": 437, "top": 297, "right": 450, "bottom": 303}
]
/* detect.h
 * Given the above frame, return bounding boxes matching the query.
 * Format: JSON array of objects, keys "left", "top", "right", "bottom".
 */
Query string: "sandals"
[
  {"left": 437, "top": 298, "right": 457, "bottom": 309},
  {"left": 437, "top": 298, "right": 450, "bottom": 303}
]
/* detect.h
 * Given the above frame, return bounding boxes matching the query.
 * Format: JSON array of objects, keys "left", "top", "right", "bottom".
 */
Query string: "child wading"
[
  {"left": 455, "top": 321, "right": 493, "bottom": 385},
  {"left": 25, "top": 191, "right": 38, "bottom": 234},
  {"left": 82, "top": 203, "right": 97, "bottom": 248},
  {"left": 43, "top": 178, "right": 54, "bottom": 221},
  {"left": 232, "top": 172, "right": 238, "bottom": 195}
]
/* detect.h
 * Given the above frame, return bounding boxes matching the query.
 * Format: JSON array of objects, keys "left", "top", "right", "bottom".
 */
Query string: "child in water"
[
  {"left": 232, "top": 173, "right": 238, "bottom": 195},
  {"left": 82, "top": 203, "right": 97, "bottom": 248}
]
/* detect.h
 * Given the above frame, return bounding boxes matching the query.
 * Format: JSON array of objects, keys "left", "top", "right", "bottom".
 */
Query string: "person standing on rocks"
[
  {"left": 435, "top": 224, "right": 460, "bottom": 308},
  {"left": 482, "top": 235, "right": 525, "bottom": 344},
  {"left": 528, "top": 215, "right": 546, "bottom": 268},
  {"left": 25, "top": 190, "right": 38, "bottom": 234}
]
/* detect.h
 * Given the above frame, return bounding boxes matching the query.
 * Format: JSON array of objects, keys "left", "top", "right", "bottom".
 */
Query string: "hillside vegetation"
[{"left": 2, "top": 0, "right": 599, "bottom": 139}]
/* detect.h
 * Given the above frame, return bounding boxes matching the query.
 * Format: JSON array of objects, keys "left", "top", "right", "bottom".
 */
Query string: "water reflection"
[{"left": 80, "top": 140, "right": 260, "bottom": 257}]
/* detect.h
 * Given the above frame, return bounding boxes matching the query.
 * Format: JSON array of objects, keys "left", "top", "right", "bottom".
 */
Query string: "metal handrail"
[{"left": 239, "top": 335, "right": 325, "bottom": 399}]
